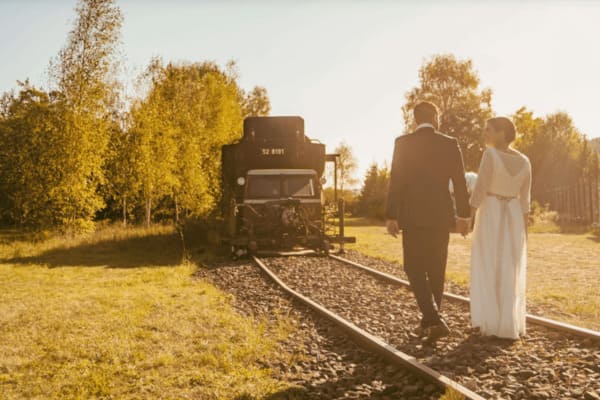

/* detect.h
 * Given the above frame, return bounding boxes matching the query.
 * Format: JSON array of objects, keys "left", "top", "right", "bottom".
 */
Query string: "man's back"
[{"left": 385, "top": 126, "right": 470, "bottom": 229}]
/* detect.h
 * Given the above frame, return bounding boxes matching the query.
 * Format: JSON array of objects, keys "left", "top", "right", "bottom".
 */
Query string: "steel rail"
[
  {"left": 329, "top": 254, "right": 600, "bottom": 341},
  {"left": 252, "top": 255, "right": 486, "bottom": 400}
]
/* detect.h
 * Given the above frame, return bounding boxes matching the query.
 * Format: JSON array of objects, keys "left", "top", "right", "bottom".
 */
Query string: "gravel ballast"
[
  {"left": 263, "top": 255, "right": 600, "bottom": 400},
  {"left": 197, "top": 260, "right": 443, "bottom": 400}
]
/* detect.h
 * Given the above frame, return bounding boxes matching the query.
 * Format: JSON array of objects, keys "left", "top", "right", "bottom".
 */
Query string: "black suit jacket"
[{"left": 385, "top": 126, "right": 470, "bottom": 229}]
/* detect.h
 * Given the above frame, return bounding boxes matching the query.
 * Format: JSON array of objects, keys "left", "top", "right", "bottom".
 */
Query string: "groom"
[{"left": 385, "top": 101, "right": 471, "bottom": 342}]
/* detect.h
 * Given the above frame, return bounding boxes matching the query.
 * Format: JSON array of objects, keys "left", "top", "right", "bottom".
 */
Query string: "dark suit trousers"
[{"left": 402, "top": 227, "right": 450, "bottom": 327}]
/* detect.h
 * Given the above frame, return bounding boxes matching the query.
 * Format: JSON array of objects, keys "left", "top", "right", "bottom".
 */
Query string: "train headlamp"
[{"left": 237, "top": 177, "right": 246, "bottom": 186}]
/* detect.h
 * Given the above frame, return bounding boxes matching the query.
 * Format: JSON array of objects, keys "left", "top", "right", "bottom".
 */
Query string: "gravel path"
[
  {"left": 263, "top": 255, "right": 600, "bottom": 400},
  {"left": 196, "top": 261, "right": 443, "bottom": 400}
]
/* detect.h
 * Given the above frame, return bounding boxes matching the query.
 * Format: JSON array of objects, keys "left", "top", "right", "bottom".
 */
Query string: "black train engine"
[{"left": 222, "top": 116, "right": 341, "bottom": 256}]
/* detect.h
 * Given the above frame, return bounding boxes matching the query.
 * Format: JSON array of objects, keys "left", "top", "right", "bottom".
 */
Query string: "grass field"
[
  {"left": 0, "top": 225, "right": 294, "bottom": 400},
  {"left": 344, "top": 218, "right": 600, "bottom": 331},
  {"left": 0, "top": 221, "right": 595, "bottom": 399}
]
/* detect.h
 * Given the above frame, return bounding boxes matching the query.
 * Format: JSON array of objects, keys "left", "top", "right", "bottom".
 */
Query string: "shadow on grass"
[
  {"left": 0, "top": 229, "right": 47, "bottom": 244},
  {"left": 551, "top": 223, "right": 600, "bottom": 242},
  {"left": 2, "top": 231, "right": 184, "bottom": 268},
  {"left": 587, "top": 230, "right": 600, "bottom": 243}
]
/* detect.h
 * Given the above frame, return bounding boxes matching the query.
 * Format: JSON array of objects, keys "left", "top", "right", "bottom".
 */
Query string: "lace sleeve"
[
  {"left": 469, "top": 149, "right": 494, "bottom": 209},
  {"left": 520, "top": 160, "right": 532, "bottom": 213}
]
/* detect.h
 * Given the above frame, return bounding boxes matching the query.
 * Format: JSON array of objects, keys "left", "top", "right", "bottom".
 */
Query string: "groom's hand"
[
  {"left": 386, "top": 219, "right": 400, "bottom": 238},
  {"left": 455, "top": 218, "right": 470, "bottom": 238}
]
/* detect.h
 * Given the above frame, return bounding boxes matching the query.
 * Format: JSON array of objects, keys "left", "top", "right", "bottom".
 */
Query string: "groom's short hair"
[{"left": 414, "top": 101, "right": 439, "bottom": 126}]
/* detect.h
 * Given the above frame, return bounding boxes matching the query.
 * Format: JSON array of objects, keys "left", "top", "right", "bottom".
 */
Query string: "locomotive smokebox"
[{"left": 243, "top": 116, "right": 305, "bottom": 141}]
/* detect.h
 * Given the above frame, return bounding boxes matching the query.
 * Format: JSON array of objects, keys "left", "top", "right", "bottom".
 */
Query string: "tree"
[
  {"left": 402, "top": 54, "right": 493, "bottom": 170},
  {"left": 355, "top": 162, "right": 390, "bottom": 219},
  {"left": 331, "top": 141, "right": 358, "bottom": 196},
  {"left": 47, "top": 0, "right": 123, "bottom": 231},
  {"left": 513, "top": 106, "right": 543, "bottom": 154},
  {"left": 590, "top": 138, "right": 600, "bottom": 154},
  {"left": 513, "top": 108, "right": 592, "bottom": 201},
  {"left": 103, "top": 123, "right": 140, "bottom": 226},
  {"left": 242, "top": 86, "right": 271, "bottom": 117},
  {"left": 0, "top": 83, "right": 67, "bottom": 227},
  {"left": 129, "top": 59, "right": 243, "bottom": 226}
]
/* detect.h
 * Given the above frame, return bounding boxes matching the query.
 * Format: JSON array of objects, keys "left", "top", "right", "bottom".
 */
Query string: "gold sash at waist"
[{"left": 487, "top": 192, "right": 517, "bottom": 202}]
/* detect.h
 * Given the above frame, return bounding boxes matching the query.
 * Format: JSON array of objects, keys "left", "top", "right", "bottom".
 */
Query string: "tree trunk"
[
  {"left": 340, "top": 165, "right": 345, "bottom": 200},
  {"left": 175, "top": 196, "right": 179, "bottom": 224},
  {"left": 122, "top": 198, "right": 127, "bottom": 227},
  {"left": 145, "top": 196, "right": 152, "bottom": 228}
]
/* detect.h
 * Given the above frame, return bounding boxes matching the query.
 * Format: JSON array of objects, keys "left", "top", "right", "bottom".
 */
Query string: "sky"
[{"left": 1, "top": 0, "right": 600, "bottom": 180}]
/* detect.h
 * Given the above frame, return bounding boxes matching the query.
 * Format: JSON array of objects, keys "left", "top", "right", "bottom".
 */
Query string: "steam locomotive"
[{"left": 221, "top": 116, "right": 353, "bottom": 257}]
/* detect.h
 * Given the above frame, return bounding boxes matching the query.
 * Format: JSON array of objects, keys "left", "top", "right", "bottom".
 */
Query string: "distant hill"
[{"left": 591, "top": 137, "right": 600, "bottom": 153}]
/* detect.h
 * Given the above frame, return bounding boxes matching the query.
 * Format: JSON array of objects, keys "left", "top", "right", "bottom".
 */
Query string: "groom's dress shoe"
[
  {"left": 425, "top": 321, "right": 451, "bottom": 343},
  {"left": 413, "top": 325, "right": 427, "bottom": 337}
]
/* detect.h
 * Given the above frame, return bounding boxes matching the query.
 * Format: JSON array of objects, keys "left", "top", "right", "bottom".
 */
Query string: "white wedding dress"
[{"left": 469, "top": 146, "right": 531, "bottom": 339}]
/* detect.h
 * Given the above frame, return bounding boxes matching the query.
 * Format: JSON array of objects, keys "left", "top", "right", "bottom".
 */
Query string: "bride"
[{"left": 469, "top": 116, "right": 531, "bottom": 340}]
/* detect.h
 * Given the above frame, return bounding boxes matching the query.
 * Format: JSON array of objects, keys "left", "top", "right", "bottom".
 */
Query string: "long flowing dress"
[{"left": 470, "top": 146, "right": 531, "bottom": 339}]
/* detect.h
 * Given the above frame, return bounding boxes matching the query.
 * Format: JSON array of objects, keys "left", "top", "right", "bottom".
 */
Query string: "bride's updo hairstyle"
[{"left": 487, "top": 116, "right": 516, "bottom": 144}]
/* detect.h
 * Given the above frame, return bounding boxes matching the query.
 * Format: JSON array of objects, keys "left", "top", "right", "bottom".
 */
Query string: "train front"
[{"left": 222, "top": 116, "right": 328, "bottom": 256}]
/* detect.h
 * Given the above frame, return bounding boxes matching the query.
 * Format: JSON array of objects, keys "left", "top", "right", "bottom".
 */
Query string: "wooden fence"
[{"left": 545, "top": 175, "right": 600, "bottom": 225}]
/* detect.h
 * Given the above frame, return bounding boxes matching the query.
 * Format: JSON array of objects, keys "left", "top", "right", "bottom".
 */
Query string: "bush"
[{"left": 529, "top": 201, "right": 558, "bottom": 226}]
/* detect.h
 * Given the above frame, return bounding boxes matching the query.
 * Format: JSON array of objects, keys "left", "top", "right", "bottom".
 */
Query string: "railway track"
[
  {"left": 198, "top": 259, "right": 449, "bottom": 399},
  {"left": 329, "top": 254, "right": 600, "bottom": 340},
  {"left": 253, "top": 255, "right": 484, "bottom": 400},
  {"left": 255, "top": 254, "right": 600, "bottom": 400}
]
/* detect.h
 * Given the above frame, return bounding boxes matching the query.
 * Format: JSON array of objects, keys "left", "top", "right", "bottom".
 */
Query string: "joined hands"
[
  {"left": 456, "top": 218, "right": 471, "bottom": 238},
  {"left": 386, "top": 218, "right": 471, "bottom": 238}
]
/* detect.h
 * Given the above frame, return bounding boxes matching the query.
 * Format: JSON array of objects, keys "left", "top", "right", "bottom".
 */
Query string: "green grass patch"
[{"left": 0, "top": 225, "right": 294, "bottom": 399}]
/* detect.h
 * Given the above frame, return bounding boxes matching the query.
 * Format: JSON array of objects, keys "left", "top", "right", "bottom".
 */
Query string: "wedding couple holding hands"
[{"left": 385, "top": 101, "right": 531, "bottom": 343}]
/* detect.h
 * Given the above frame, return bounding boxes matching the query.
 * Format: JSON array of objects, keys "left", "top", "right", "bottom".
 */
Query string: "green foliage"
[
  {"left": 403, "top": 54, "right": 493, "bottom": 170},
  {"left": 0, "top": 83, "right": 67, "bottom": 228},
  {"left": 0, "top": 0, "right": 270, "bottom": 230},
  {"left": 242, "top": 86, "right": 271, "bottom": 117},
  {"left": 528, "top": 200, "right": 560, "bottom": 233},
  {"left": 513, "top": 107, "right": 597, "bottom": 201},
  {"left": 322, "top": 187, "right": 358, "bottom": 214},
  {"left": 355, "top": 162, "right": 390, "bottom": 219},
  {"left": 103, "top": 123, "right": 140, "bottom": 225},
  {"left": 47, "top": 0, "right": 123, "bottom": 231},
  {"left": 127, "top": 59, "right": 244, "bottom": 226}
]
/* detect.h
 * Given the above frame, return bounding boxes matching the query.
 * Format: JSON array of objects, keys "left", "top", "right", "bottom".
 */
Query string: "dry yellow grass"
[
  {"left": 0, "top": 225, "right": 294, "bottom": 400},
  {"left": 344, "top": 218, "right": 600, "bottom": 331}
]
